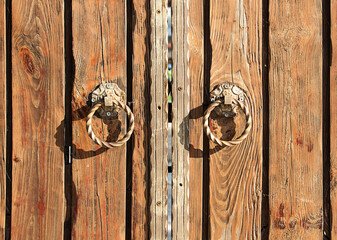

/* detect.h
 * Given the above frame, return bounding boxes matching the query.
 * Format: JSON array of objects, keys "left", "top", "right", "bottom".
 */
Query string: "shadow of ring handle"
[
  {"left": 86, "top": 100, "right": 135, "bottom": 148},
  {"left": 203, "top": 99, "right": 252, "bottom": 147}
]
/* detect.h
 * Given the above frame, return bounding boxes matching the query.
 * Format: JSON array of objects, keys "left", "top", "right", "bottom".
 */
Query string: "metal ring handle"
[
  {"left": 203, "top": 99, "right": 252, "bottom": 147},
  {"left": 86, "top": 100, "right": 135, "bottom": 148}
]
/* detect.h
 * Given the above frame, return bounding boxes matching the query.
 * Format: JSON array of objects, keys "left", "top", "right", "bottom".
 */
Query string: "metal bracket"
[
  {"left": 210, "top": 82, "right": 246, "bottom": 117},
  {"left": 88, "top": 81, "right": 126, "bottom": 118}
]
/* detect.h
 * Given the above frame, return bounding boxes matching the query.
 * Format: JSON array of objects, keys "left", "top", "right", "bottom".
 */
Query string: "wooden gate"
[{"left": 0, "top": 0, "right": 336, "bottom": 239}]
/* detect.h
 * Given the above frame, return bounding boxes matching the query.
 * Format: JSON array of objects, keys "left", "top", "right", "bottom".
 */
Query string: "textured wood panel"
[
  {"left": 0, "top": 0, "right": 5, "bottom": 238},
  {"left": 130, "top": 0, "right": 150, "bottom": 238},
  {"left": 72, "top": 0, "right": 127, "bottom": 239},
  {"left": 208, "top": 0, "right": 262, "bottom": 239},
  {"left": 186, "top": 1, "right": 204, "bottom": 239},
  {"left": 331, "top": 0, "right": 337, "bottom": 237},
  {"left": 149, "top": 0, "right": 168, "bottom": 239},
  {"left": 268, "top": 1, "right": 323, "bottom": 239},
  {"left": 171, "top": 0, "right": 189, "bottom": 239},
  {"left": 171, "top": 0, "right": 204, "bottom": 239},
  {"left": 11, "top": 0, "right": 65, "bottom": 238}
]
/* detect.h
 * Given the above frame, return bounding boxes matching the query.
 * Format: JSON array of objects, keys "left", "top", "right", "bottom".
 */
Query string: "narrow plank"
[
  {"left": 149, "top": 0, "right": 168, "bottom": 239},
  {"left": 11, "top": 0, "right": 65, "bottom": 239},
  {"left": 186, "top": 1, "right": 204, "bottom": 239},
  {"left": 208, "top": 0, "right": 263, "bottom": 239},
  {"left": 331, "top": 0, "right": 337, "bottom": 237},
  {"left": 171, "top": 0, "right": 204, "bottom": 239},
  {"left": 269, "top": 1, "right": 323, "bottom": 238},
  {"left": 72, "top": 0, "right": 127, "bottom": 239},
  {"left": 171, "top": 0, "right": 189, "bottom": 239},
  {"left": 0, "top": 0, "right": 5, "bottom": 238},
  {"left": 131, "top": 0, "right": 150, "bottom": 238}
]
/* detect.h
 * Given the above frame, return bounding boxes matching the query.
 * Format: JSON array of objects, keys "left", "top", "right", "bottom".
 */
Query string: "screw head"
[
  {"left": 224, "top": 83, "right": 229, "bottom": 88},
  {"left": 239, "top": 97, "right": 244, "bottom": 101},
  {"left": 91, "top": 98, "right": 96, "bottom": 102},
  {"left": 224, "top": 113, "right": 229, "bottom": 117},
  {"left": 106, "top": 84, "right": 110, "bottom": 89},
  {"left": 106, "top": 112, "right": 111, "bottom": 116}
]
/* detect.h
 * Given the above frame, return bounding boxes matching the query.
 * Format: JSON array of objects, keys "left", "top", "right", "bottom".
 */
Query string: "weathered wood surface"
[
  {"left": 149, "top": 0, "right": 168, "bottom": 239},
  {"left": 208, "top": 0, "right": 262, "bottom": 239},
  {"left": 186, "top": 1, "right": 204, "bottom": 239},
  {"left": 268, "top": 0, "right": 323, "bottom": 239},
  {"left": 0, "top": 0, "right": 5, "bottom": 238},
  {"left": 331, "top": 0, "right": 337, "bottom": 237},
  {"left": 130, "top": 0, "right": 150, "bottom": 238},
  {"left": 72, "top": 0, "right": 127, "bottom": 239},
  {"left": 11, "top": 0, "right": 65, "bottom": 239},
  {"left": 171, "top": 0, "right": 189, "bottom": 239},
  {"left": 171, "top": 0, "right": 204, "bottom": 239}
]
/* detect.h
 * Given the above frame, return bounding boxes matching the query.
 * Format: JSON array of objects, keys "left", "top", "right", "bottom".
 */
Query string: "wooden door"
[{"left": 0, "top": 0, "right": 336, "bottom": 239}]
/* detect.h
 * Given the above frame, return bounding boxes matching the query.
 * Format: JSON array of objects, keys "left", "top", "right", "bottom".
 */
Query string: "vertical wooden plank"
[
  {"left": 72, "top": 0, "right": 126, "bottom": 239},
  {"left": 331, "top": 0, "right": 337, "bottom": 237},
  {"left": 131, "top": 0, "right": 150, "bottom": 238},
  {"left": 269, "top": 1, "right": 323, "bottom": 239},
  {"left": 11, "top": 0, "right": 64, "bottom": 239},
  {"left": 171, "top": 0, "right": 204, "bottom": 239},
  {"left": 208, "top": 0, "right": 262, "bottom": 239},
  {"left": 0, "top": 0, "right": 5, "bottom": 238},
  {"left": 149, "top": 0, "right": 168, "bottom": 239},
  {"left": 171, "top": 0, "right": 189, "bottom": 239},
  {"left": 186, "top": 1, "right": 204, "bottom": 239}
]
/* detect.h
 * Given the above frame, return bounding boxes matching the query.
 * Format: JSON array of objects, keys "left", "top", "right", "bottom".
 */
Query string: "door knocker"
[
  {"left": 86, "top": 81, "right": 134, "bottom": 148},
  {"left": 203, "top": 82, "right": 252, "bottom": 147}
]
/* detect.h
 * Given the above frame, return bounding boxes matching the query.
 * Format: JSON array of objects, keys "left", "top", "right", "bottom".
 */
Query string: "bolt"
[
  {"left": 106, "top": 84, "right": 110, "bottom": 89},
  {"left": 224, "top": 83, "right": 229, "bottom": 88},
  {"left": 91, "top": 98, "right": 96, "bottom": 102},
  {"left": 224, "top": 113, "right": 229, "bottom": 117},
  {"left": 239, "top": 97, "right": 244, "bottom": 101},
  {"left": 106, "top": 112, "right": 111, "bottom": 116}
]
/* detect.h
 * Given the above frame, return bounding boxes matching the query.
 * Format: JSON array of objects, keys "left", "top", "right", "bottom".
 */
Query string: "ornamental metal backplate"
[
  {"left": 87, "top": 80, "right": 126, "bottom": 119},
  {"left": 210, "top": 82, "right": 247, "bottom": 118}
]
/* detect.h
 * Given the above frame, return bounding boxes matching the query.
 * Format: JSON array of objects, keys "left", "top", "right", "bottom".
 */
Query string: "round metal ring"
[
  {"left": 86, "top": 100, "right": 134, "bottom": 148},
  {"left": 203, "top": 99, "right": 252, "bottom": 147}
]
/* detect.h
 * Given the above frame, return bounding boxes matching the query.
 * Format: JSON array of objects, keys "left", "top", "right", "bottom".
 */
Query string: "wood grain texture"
[
  {"left": 171, "top": 0, "right": 189, "bottom": 239},
  {"left": 149, "top": 0, "right": 168, "bottom": 239},
  {"left": 331, "top": 0, "right": 337, "bottom": 237},
  {"left": 11, "top": 0, "right": 65, "bottom": 239},
  {"left": 186, "top": 1, "right": 204, "bottom": 239},
  {"left": 268, "top": 1, "right": 323, "bottom": 239},
  {"left": 72, "top": 0, "right": 126, "bottom": 239},
  {"left": 130, "top": 0, "right": 150, "bottom": 238},
  {"left": 171, "top": 0, "right": 204, "bottom": 239},
  {"left": 0, "top": 0, "right": 5, "bottom": 238},
  {"left": 208, "top": 0, "right": 262, "bottom": 239}
]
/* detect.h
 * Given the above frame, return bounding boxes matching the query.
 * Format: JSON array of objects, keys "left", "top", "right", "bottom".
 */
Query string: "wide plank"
[
  {"left": 331, "top": 0, "right": 337, "bottom": 237},
  {"left": 72, "top": 0, "right": 127, "bottom": 239},
  {"left": 0, "top": 0, "right": 5, "bottom": 238},
  {"left": 268, "top": 0, "right": 323, "bottom": 238},
  {"left": 208, "top": 0, "right": 263, "bottom": 238},
  {"left": 149, "top": 0, "right": 168, "bottom": 239},
  {"left": 130, "top": 0, "right": 150, "bottom": 238},
  {"left": 11, "top": 0, "right": 65, "bottom": 238}
]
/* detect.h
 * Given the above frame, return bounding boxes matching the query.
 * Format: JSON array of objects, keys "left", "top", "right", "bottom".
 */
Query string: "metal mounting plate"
[
  {"left": 88, "top": 81, "right": 126, "bottom": 118},
  {"left": 210, "top": 82, "right": 246, "bottom": 117}
]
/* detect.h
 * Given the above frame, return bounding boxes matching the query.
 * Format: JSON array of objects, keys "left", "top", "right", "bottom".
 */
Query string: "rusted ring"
[
  {"left": 203, "top": 99, "right": 251, "bottom": 147},
  {"left": 86, "top": 100, "right": 134, "bottom": 148}
]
